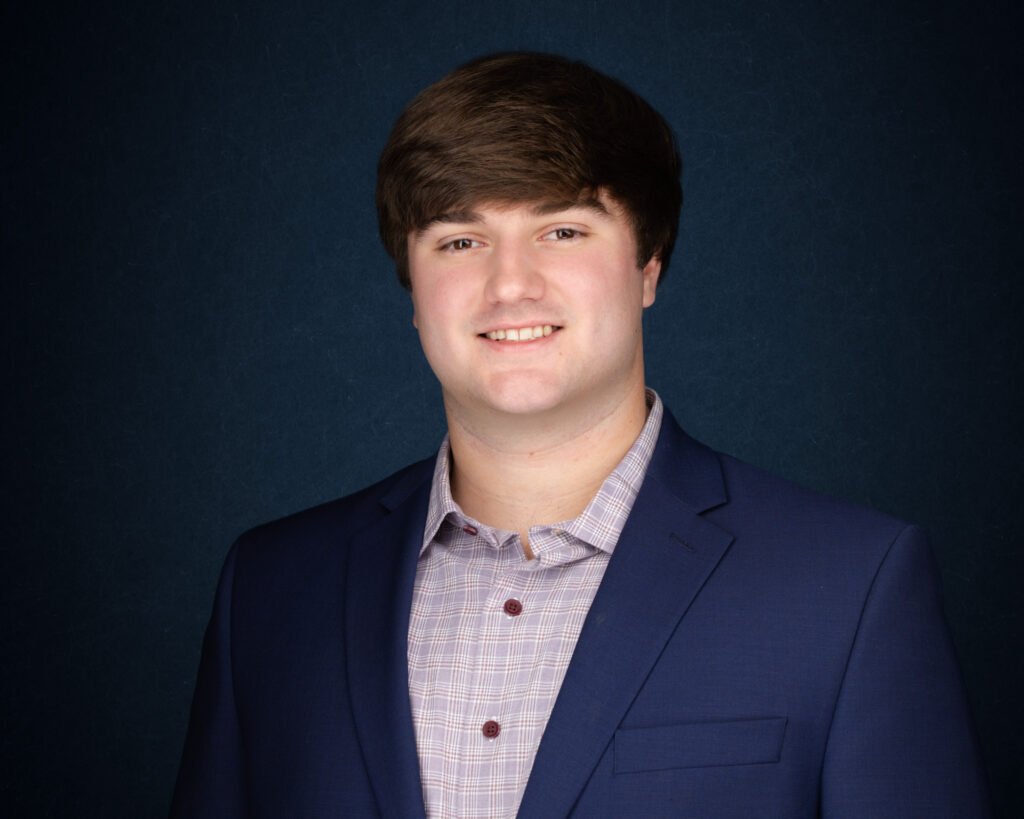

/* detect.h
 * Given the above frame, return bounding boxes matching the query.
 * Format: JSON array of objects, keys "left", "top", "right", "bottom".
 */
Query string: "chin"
[
  {"left": 483, "top": 393, "right": 566, "bottom": 417},
  {"left": 473, "top": 377, "right": 572, "bottom": 417}
]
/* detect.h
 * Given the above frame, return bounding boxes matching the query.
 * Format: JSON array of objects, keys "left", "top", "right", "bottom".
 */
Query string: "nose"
[{"left": 483, "top": 241, "right": 545, "bottom": 304}]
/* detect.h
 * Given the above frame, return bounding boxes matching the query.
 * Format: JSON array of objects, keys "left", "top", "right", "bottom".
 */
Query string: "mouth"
[{"left": 479, "top": 324, "right": 560, "bottom": 343}]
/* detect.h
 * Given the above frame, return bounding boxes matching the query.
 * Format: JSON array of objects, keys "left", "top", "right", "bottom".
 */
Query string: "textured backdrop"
[{"left": 5, "top": 0, "right": 1021, "bottom": 815}]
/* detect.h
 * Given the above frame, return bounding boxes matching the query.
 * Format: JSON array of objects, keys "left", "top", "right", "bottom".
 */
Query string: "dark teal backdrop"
[{"left": 5, "top": 0, "right": 1021, "bottom": 816}]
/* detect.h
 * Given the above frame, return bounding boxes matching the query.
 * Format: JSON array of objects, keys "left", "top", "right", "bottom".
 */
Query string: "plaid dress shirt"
[{"left": 407, "top": 390, "right": 664, "bottom": 818}]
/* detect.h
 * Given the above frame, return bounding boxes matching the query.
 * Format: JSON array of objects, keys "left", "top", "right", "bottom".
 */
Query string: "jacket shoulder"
[
  {"left": 656, "top": 408, "right": 913, "bottom": 550},
  {"left": 715, "top": 449, "right": 911, "bottom": 541},
  {"left": 231, "top": 455, "right": 435, "bottom": 565},
  {"left": 701, "top": 447, "right": 929, "bottom": 598}
]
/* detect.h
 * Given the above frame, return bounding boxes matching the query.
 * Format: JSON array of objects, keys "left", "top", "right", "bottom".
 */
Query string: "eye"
[
  {"left": 439, "top": 237, "right": 482, "bottom": 252},
  {"left": 543, "top": 227, "right": 584, "bottom": 241}
]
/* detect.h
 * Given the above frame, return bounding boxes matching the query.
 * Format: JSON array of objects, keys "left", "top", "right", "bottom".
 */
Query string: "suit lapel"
[
  {"left": 517, "top": 413, "right": 735, "bottom": 818},
  {"left": 345, "top": 464, "right": 432, "bottom": 819}
]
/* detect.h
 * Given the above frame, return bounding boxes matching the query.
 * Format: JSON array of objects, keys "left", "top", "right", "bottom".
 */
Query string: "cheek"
[
  {"left": 576, "top": 269, "right": 645, "bottom": 325},
  {"left": 413, "top": 267, "right": 467, "bottom": 314},
  {"left": 412, "top": 286, "right": 464, "bottom": 356},
  {"left": 411, "top": 282, "right": 448, "bottom": 329},
  {"left": 409, "top": 288, "right": 442, "bottom": 349}
]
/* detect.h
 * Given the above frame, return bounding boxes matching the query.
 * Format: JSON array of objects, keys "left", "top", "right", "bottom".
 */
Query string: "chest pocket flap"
[{"left": 614, "top": 717, "right": 787, "bottom": 774}]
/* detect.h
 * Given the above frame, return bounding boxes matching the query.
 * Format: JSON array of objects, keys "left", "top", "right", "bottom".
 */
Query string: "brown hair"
[{"left": 376, "top": 52, "right": 683, "bottom": 289}]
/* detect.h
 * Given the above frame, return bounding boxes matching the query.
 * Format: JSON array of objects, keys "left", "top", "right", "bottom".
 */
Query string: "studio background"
[{"left": 4, "top": 0, "right": 1021, "bottom": 816}]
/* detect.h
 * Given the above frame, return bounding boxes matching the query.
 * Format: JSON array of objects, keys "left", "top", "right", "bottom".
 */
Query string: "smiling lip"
[{"left": 480, "top": 324, "right": 559, "bottom": 342}]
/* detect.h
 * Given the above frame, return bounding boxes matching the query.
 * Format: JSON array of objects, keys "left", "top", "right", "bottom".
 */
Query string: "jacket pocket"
[{"left": 613, "top": 717, "right": 787, "bottom": 774}]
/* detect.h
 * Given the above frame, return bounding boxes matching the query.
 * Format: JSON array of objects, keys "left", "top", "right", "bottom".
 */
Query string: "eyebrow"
[
  {"left": 530, "top": 197, "right": 610, "bottom": 217},
  {"left": 416, "top": 197, "right": 612, "bottom": 236},
  {"left": 417, "top": 210, "right": 483, "bottom": 234}
]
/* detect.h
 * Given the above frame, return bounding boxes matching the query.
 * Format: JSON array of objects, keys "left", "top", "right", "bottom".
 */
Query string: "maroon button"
[
  {"left": 503, "top": 598, "right": 523, "bottom": 617},
  {"left": 462, "top": 524, "right": 478, "bottom": 535},
  {"left": 482, "top": 720, "right": 501, "bottom": 739}
]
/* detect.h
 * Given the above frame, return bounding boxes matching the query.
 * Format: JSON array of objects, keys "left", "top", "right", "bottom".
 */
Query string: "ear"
[{"left": 641, "top": 256, "right": 662, "bottom": 308}]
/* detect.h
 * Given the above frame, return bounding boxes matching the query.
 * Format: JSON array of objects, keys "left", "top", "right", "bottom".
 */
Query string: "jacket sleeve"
[
  {"left": 820, "top": 525, "right": 990, "bottom": 817},
  {"left": 169, "top": 543, "right": 246, "bottom": 818}
]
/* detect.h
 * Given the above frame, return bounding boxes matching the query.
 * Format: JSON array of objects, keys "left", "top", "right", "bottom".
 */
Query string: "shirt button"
[
  {"left": 503, "top": 598, "right": 523, "bottom": 617},
  {"left": 482, "top": 720, "right": 501, "bottom": 739},
  {"left": 462, "top": 524, "right": 478, "bottom": 535}
]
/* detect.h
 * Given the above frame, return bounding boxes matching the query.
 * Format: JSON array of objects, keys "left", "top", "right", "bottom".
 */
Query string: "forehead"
[{"left": 415, "top": 192, "right": 629, "bottom": 233}]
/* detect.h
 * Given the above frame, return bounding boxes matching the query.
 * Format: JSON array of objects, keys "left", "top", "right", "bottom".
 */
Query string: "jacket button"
[
  {"left": 503, "top": 598, "right": 523, "bottom": 617},
  {"left": 482, "top": 720, "right": 501, "bottom": 739}
]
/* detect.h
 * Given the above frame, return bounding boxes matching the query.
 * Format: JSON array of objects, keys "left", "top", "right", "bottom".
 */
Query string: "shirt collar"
[{"left": 421, "top": 389, "right": 664, "bottom": 555}]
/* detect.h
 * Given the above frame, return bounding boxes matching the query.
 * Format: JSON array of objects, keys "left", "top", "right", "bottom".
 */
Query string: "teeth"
[{"left": 484, "top": 325, "right": 556, "bottom": 342}]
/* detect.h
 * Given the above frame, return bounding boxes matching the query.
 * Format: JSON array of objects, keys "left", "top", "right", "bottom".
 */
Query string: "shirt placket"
[{"left": 457, "top": 533, "right": 531, "bottom": 818}]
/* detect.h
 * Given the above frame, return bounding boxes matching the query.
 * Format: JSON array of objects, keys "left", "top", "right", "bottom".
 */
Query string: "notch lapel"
[
  {"left": 517, "top": 415, "right": 734, "bottom": 818},
  {"left": 345, "top": 466, "right": 432, "bottom": 819}
]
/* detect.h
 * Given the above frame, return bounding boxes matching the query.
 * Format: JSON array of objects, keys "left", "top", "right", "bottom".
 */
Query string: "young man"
[{"left": 171, "top": 53, "right": 989, "bottom": 817}]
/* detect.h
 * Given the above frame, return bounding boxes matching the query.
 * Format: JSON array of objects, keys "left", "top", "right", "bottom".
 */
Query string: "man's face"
[{"left": 407, "top": 192, "right": 660, "bottom": 425}]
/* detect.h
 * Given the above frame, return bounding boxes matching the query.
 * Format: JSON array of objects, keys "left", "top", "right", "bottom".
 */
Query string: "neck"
[{"left": 445, "top": 384, "right": 650, "bottom": 550}]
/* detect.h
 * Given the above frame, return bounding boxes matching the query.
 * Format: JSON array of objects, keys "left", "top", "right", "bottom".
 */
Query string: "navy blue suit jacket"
[{"left": 171, "top": 410, "right": 989, "bottom": 817}]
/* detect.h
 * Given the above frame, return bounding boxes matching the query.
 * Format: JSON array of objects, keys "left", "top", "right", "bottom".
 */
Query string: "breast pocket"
[{"left": 613, "top": 717, "right": 787, "bottom": 774}]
